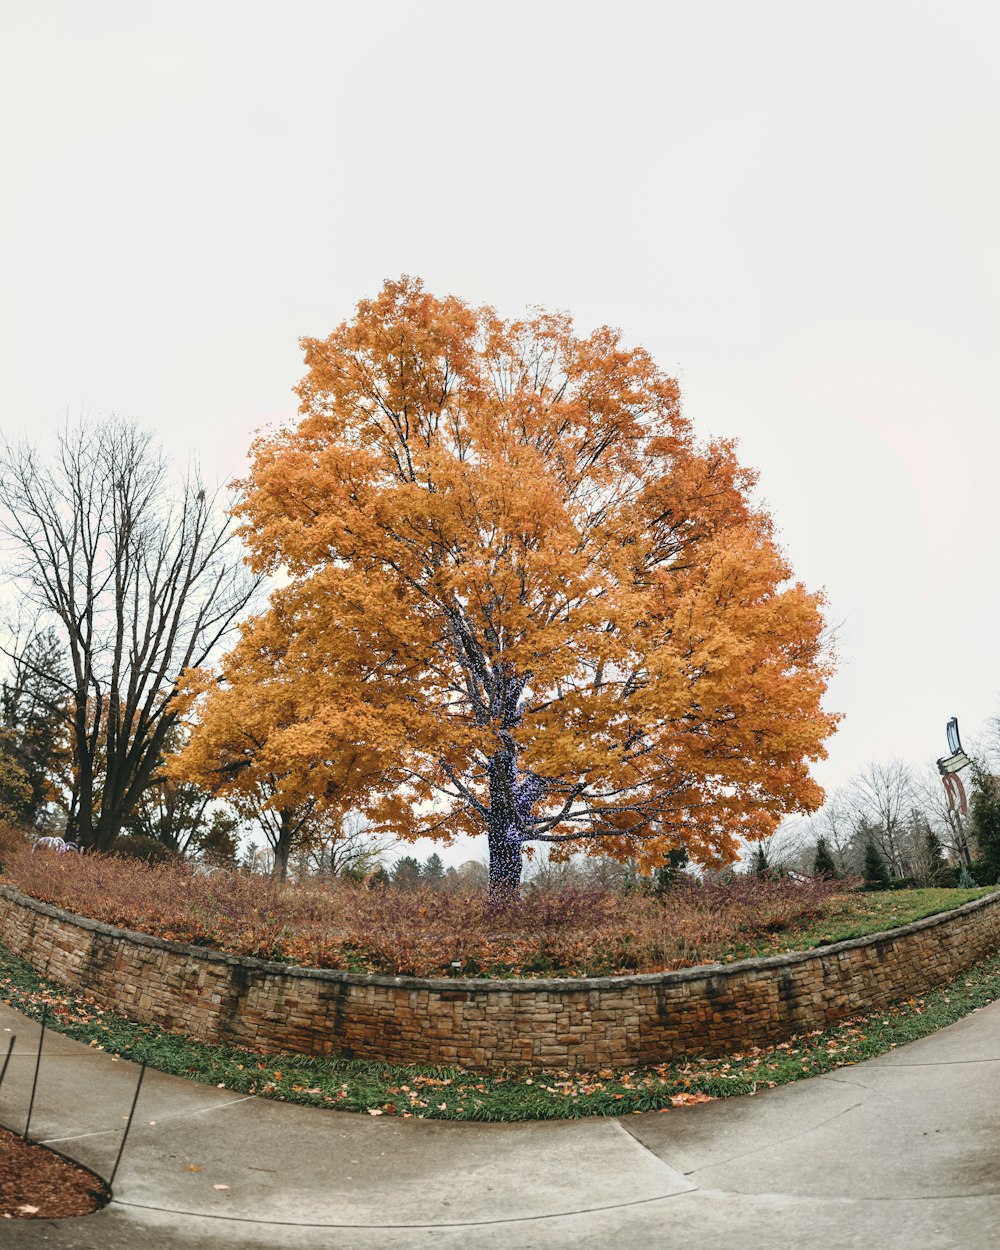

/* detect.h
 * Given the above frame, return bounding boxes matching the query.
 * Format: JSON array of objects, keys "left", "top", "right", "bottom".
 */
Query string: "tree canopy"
[{"left": 174, "top": 277, "right": 838, "bottom": 894}]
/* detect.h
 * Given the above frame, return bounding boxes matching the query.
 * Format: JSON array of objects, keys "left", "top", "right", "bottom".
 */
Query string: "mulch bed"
[{"left": 0, "top": 1124, "right": 108, "bottom": 1219}]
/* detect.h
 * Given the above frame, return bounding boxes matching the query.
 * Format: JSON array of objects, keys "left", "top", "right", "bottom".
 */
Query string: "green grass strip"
[
  {"left": 720, "top": 886, "right": 994, "bottom": 961},
  {"left": 2, "top": 940, "right": 1000, "bottom": 1122}
]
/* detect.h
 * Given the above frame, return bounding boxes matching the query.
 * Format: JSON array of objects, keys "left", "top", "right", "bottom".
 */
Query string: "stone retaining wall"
[{"left": 1, "top": 883, "right": 997, "bottom": 1070}]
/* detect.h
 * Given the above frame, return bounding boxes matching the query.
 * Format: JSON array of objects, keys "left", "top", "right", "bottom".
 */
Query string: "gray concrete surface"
[{"left": 1, "top": 998, "right": 998, "bottom": 1248}]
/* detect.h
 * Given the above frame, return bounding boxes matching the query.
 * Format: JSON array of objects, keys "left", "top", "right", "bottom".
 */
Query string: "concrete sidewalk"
[{"left": 1, "top": 998, "right": 998, "bottom": 1249}]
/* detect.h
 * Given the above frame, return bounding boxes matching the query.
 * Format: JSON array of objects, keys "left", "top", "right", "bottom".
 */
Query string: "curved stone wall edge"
[{"left": 0, "top": 882, "right": 997, "bottom": 1070}]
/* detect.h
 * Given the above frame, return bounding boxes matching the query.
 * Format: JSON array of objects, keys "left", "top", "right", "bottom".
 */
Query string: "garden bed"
[
  {"left": 0, "top": 1124, "right": 108, "bottom": 1219},
  {"left": 0, "top": 846, "right": 989, "bottom": 977}
]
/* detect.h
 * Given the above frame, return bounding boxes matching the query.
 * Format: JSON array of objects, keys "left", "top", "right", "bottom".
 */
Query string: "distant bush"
[
  {"left": 110, "top": 835, "right": 178, "bottom": 865},
  {"left": 937, "top": 865, "right": 962, "bottom": 889},
  {"left": 968, "top": 860, "right": 998, "bottom": 888}
]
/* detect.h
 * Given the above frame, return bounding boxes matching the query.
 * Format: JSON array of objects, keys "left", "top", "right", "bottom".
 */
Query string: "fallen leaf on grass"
[{"left": 669, "top": 1092, "right": 714, "bottom": 1107}]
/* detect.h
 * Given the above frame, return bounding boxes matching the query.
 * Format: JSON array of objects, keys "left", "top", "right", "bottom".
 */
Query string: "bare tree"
[
  {"left": 0, "top": 421, "right": 258, "bottom": 849},
  {"left": 291, "top": 810, "right": 394, "bottom": 880},
  {"left": 744, "top": 818, "right": 813, "bottom": 875},
  {"left": 800, "top": 786, "right": 867, "bottom": 875},
  {"left": 846, "top": 759, "right": 917, "bottom": 878}
]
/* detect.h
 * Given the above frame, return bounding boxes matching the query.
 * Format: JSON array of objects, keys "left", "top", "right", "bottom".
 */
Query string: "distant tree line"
[{"left": 762, "top": 753, "right": 1000, "bottom": 889}]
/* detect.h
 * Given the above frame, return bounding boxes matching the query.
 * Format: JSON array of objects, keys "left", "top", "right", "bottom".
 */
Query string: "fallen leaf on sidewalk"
[
  {"left": 213, "top": 1184, "right": 230, "bottom": 1191},
  {"left": 185, "top": 1165, "right": 202, "bottom": 1173}
]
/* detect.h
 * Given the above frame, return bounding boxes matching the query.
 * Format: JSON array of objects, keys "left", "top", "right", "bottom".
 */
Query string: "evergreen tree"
[
  {"left": 653, "top": 845, "right": 689, "bottom": 893},
  {"left": 813, "top": 836, "right": 839, "bottom": 879},
  {"left": 392, "top": 855, "right": 423, "bottom": 891},
  {"left": 749, "top": 845, "right": 771, "bottom": 878},
  {"left": 922, "top": 827, "right": 948, "bottom": 886},
  {"left": 863, "top": 839, "right": 891, "bottom": 890},
  {"left": 423, "top": 852, "right": 445, "bottom": 887},
  {"left": 969, "top": 766, "right": 1000, "bottom": 885},
  {"left": 0, "top": 629, "right": 71, "bottom": 825}
]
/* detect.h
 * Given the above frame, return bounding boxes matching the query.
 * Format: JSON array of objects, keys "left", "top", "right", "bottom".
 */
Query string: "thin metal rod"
[
  {"left": 108, "top": 1052, "right": 148, "bottom": 1189},
  {"left": 22, "top": 1005, "right": 47, "bottom": 1141},
  {"left": 0, "top": 1034, "right": 15, "bottom": 1096}
]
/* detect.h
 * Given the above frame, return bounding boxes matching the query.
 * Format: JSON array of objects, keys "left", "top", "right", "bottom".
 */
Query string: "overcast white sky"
[{"left": 3, "top": 2, "right": 999, "bottom": 862}]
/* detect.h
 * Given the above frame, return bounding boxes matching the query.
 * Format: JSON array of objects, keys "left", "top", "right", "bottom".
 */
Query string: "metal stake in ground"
[
  {"left": 23, "top": 1004, "right": 47, "bottom": 1141},
  {"left": 0, "top": 1033, "right": 15, "bottom": 1096},
  {"left": 108, "top": 1051, "right": 149, "bottom": 1189}
]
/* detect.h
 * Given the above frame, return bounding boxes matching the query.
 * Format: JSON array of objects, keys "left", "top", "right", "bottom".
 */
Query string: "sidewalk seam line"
[{"left": 109, "top": 1189, "right": 694, "bottom": 1229}]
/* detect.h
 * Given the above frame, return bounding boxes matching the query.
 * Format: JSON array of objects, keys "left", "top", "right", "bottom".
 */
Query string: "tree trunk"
[
  {"left": 486, "top": 743, "right": 525, "bottom": 901},
  {"left": 271, "top": 809, "right": 294, "bottom": 882},
  {"left": 487, "top": 819, "right": 523, "bottom": 901}
]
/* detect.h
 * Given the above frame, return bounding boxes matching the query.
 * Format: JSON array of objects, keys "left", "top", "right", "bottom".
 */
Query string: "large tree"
[
  {"left": 178, "top": 278, "right": 838, "bottom": 895},
  {"left": 0, "top": 422, "right": 258, "bottom": 849}
]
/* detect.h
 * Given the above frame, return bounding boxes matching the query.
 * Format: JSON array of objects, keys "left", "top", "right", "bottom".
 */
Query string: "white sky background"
[{"left": 2, "top": 1, "right": 999, "bottom": 867}]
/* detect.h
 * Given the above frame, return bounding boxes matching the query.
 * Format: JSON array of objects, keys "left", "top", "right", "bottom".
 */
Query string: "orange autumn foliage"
[{"left": 173, "top": 277, "right": 838, "bottom": 890}]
